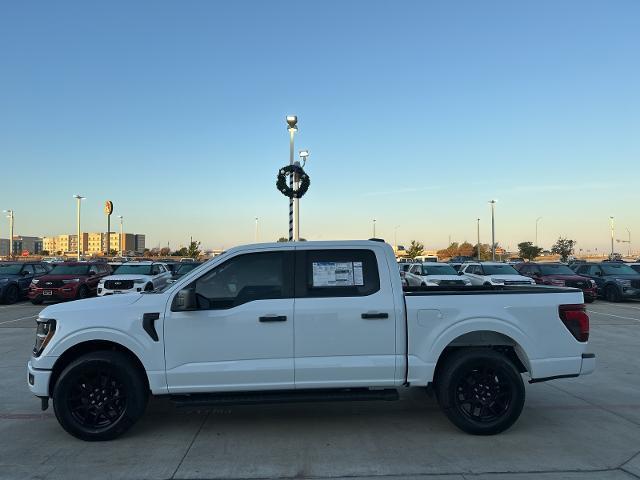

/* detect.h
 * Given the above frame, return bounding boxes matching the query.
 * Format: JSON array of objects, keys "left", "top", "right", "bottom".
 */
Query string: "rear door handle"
[
  {"left": 361, "top": 312, "right": 389, "bottom": 319},
  {"left": 259, "top": 315, "right": 287, "bottom": 322}
]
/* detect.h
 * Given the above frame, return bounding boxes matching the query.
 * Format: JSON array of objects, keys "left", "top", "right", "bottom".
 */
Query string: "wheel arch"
[{"left": 48, "top": 340, "right": 149, "bottom": 397}]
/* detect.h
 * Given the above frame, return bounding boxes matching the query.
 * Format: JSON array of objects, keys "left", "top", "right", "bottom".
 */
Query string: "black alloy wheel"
[
  {"left": 605, "top": 285, "right": 621, "bottom": 302},
  {"left": 77, "top": 285, "right": 89, "bottom": 299},
  {"left": 436, "top": 348, "right": 525, "bottom": 435},
  {"left": 3, "top": 285, "right": 19, "bottom": 304},
  {"left": 53, "top": 351, "right": 148, "bottom": 441}
]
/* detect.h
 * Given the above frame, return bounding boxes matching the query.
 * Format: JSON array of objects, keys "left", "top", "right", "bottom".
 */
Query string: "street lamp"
[
  {"left": 489, "top": 200, "right": 497, "bottom": 261},
  {"left": 2, "top": 209, "right": 14, "bottom": 258},
  {"left": 73, "top": 195, "right": 85, "bottom": 260},
  {"left": 118, "top": 215, "right": 124, "bottom": 256},
  {"left": 255, "top": 217, "right": 259, "bottom": 243},
  {"left": 610, "top": 216, "right": 615, "bottom": 256},
  {"left": 476, "top": 218, "right": 481, "bottom": 260},
  {"left": 286, "top": 115, "right": 298, "bottom": 241},
  {"left": 627, "top": 228, "right": 632, "bottom": 258},
  {"left": 535, "top": 217, "right": 542, "bottom": 247},
  {"left": 372, "top": 218, "right": 377, "bottom": 238}
]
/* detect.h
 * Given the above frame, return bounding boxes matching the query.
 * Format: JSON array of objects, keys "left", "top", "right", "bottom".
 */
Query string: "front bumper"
[
  {"left": 98, "top": 285, "right": 144, "bottom": 296},
  {"left": 29, "top": 286, "right": 79, "bottom": 301},
  {"left": 620, "top": 287, "right": 640, "bottom": 299},
  {"left": 27, "top": 360, "right": 52, "bottom": 397}
]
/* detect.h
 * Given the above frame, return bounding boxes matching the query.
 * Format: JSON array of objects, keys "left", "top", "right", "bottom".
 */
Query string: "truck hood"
[
  {"left": 37, "top": 274, "right": 90, "bottom": 281},
  {"left": 39, "top": 293, "right": 143, "bottom": 318},
  {"left": 543, "top": 274, "right": 590, "bottom": 281}
]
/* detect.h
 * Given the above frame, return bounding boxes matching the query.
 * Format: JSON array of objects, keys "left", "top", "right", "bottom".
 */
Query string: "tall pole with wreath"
[{"left": 278, "top": 116, "right": 310, "bottom": 241}]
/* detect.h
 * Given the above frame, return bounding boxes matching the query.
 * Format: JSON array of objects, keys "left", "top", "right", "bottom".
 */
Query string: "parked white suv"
[
  {"left": 98, "top": 262, "right": 172, "bottom": 296},
  {"left": 461, "top": 262, "right": 536, "bottom": 286},
  {"left": 407, "top": 263, "right": 471, "bottom": 286}
]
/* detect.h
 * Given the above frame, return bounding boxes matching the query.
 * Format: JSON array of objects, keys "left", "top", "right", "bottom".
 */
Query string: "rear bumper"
[
  {"left": 28, "top": 286, "right": 79, "bottom": 301},
  {"left": 529, "top": 353, "right": 595, "bottom": 383},
  {"left": 27, "top": 360, "right": 51, "bottom": 397},
  {"left": 580, "top": 353, "right": 596, "bottom": 376}
]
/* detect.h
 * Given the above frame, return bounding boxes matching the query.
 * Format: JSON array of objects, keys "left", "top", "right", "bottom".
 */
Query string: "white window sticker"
[{"left": 312, "top": 261, "right": 365, "bottom": 287}]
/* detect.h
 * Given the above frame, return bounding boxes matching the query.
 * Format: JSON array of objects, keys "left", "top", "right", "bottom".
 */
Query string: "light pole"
[
  {"left": 489, "top": 200, "right": 497, "bottom": 261},
  {"left": 372, "top": 218, "right": 377, "bottom": 238},
  {"left": 535, "top": 217, "right": 542, "bottom": 247},
  {"left": 627, "top": 228, "right": 631, "bottom": 257},
  {"left": 394, "top": 225, "right": 400, "bottom": 252},
  {"left": 73, "top": 195, "right": 85, "bottom": 260},
  {"left": 296, "top": 149, "right": 310, "bottom": 241},
  {"left": 118, "top": 215, "right": 124, "bottom": 256},
  {"left": 3, "top": 209, "right": 14, "bottom": 258},
  {"left": 476, "top": 218, "right": 480, "bottom": 260},
  {"left": 286, "top": 115, "right": 298, "bottom": 241},
  {"left": 254, "top": 217, "right": 259, "bottom": 243},
  {"left": 610, "top": 216, "right": 615, "bottom": 256}
]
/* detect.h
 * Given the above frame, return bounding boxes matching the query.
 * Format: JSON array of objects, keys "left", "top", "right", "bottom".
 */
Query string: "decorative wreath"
[{"left": 276, "top": 164, "right": 310, "bottom": 199}]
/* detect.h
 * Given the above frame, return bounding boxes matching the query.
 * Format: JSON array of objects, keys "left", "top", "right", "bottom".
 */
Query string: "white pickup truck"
[{"left": 27, "top": 240, "right": 595, "bottom": 441}]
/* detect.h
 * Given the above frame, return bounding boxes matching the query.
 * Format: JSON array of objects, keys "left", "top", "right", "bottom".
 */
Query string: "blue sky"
[{"left": 1, "top": 1, "right": 639, "bottom": 252}]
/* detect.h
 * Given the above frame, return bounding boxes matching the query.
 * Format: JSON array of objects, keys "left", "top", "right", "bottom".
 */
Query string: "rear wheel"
[
  {"left": 584, "top": 296, "right": 595, "bottom": 304},
  {"left": 605, "top": 285, "right": 621, "bottom": 302},
  {"left": 76, "top": 285, "right": 89, "bottom": 300},
  {"left": 52, "top": 351, "right": 148, "bottom": 441},
  {"left": 3, "top": 285, "right": 19, "bottom": 304},
  {"left": 435, "top": 349, "right": 525, "bottom": 435}
]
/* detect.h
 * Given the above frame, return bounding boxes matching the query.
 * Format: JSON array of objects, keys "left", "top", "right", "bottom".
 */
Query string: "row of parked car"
[
  {"left": 399, "top": 259, "right": 640, "bottom": 303},
  {"left": 0, "top": 259, "right": 204, "bottom": 304}
]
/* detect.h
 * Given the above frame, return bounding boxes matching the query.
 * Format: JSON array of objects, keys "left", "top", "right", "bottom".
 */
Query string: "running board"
[{"left": 170, "top": 388, "right": 399, "bottom": 408}]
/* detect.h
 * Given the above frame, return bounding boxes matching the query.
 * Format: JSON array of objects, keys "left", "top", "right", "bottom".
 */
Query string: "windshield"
[
  {"left": 601, "top": 264, "right": 638, "bottom": 275},
  {"left": 483, "top": 265, "right": 519, "bottom": 275},
  {"left": 421, "top": 264, "right": 457, "bottom": 276},
  {"left": 50, "top": 265, "right": 90, "bottom": 275},
  {"left": 113, "top": 264, "right": 153, "bottom": 275},
  {"left": 539, "top": 264, "right": 576, "bottom": 275},
  {"left": 176, "top": 263, "right": 198, "bottom": 274},
  {"left": 0, "top": 264, "right": 23, "bottom": 274}
]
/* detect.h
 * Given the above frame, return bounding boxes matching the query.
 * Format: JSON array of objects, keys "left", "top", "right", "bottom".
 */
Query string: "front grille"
[
  {"left": 439, "top": 280, "right": 466, "bottom": 286},
  {"left": 104, "top": 280, "right": 134, "bottom": 290},
  {"left": 504, "top": 280, "right": 531, "bottom": 286},
  {"left": 632, "top": 280, "right": 640, "bottom": 289},
  {"left": 41, "top": 280, "right": 63, "bottom": 288},
  {"left": 566, "top": 280, "right": 589, "bottom": 289}
]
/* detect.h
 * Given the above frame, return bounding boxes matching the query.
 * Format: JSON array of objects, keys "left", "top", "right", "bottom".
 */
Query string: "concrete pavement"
[{"left": 0, "top": 299, "right": 639, "bottom": 480}]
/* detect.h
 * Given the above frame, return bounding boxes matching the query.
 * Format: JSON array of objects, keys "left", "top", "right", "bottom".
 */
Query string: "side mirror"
[
  {"left": 458, "top": 271, "right": 463, "bottom": 276},
  {"left": 22, "top": 270, "right": 31, "bottom": 276},
  {"left": 172, "top": 288, "right": 197, "bottom": 311}
]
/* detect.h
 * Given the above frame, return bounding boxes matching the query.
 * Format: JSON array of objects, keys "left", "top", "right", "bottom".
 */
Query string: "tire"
[
  {"left": 584, "top": 296, "right": 595, "bottom": 304},
  {"left": 2, "top": 284, "right": 19, "bottom": 304},
  {"left": 435, "top": 348, "right": 525, "bottom": 435},
  {"left": 605, "top": 285, "right": 621, "bottom": 303},
  {"left": 52, "top": 351, "right": 148, "bottom": 441},
  {"left": 76, "top": 285, "right": 89, "bottom": 300}
]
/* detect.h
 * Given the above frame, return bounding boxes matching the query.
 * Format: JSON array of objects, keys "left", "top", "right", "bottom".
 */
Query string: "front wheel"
[
  {"left": 605, "top": 285, "right": 621, "bottom": 302},
  {"left": 53, "top": 351, "right": 148, "bottom": 441},
  {"left": 435, "top": 348, "right": 525, "bottom": 435},
  {"left": 76, "top": 285, "right": 89, "bottom": 300},
  {"left": 2, "top": 285, "right": 19, "bottom": 304}
]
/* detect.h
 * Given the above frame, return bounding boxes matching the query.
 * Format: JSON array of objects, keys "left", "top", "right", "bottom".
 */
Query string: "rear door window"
[{"left": 296, "top": 249, "right": 380, "bottom": 298}]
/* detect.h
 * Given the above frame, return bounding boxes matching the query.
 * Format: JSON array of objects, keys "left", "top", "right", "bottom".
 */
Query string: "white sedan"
[
  {"left": 98, "top": 262, "right": 172, "bottom": 296},
  {"left": 460, "top": 262, "right": 536, "bottom": 286}
]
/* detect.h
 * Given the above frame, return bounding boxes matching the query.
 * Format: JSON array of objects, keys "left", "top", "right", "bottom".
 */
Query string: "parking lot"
[{"left": 0, "top": 299, "right": 639, "bottom": 480}]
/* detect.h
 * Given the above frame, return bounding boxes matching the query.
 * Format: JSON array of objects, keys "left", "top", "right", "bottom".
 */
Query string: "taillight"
[{"left": 559, "top": 304, "right": 589, "bottom": 342}]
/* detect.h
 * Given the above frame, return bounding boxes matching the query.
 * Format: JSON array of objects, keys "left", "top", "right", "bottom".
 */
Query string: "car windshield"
[
  {"left": 539, "top": 264, "right": 576, "bottom": 275},
  {"left": 50, "top": 265, "right": 90, "bottom": 275},
  {"left": 0, "top": 264, "right": 23, "bottom": 274},
  {"left": 601, "top": 264, "right": 638, "bottom": 275},
  {"left": 176, "top": 263, "right": 198, "bottom": 274},
  {"left": 421, "top": 264, "right": 457, "bottom": 275},
  {"left": 113, "top": 264, "right": 153, "bottom": 275},
  {"left": 483, "top": 265, "right": 519, "bottom": 275}
]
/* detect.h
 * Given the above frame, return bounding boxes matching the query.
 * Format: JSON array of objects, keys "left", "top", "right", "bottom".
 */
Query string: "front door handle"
[
  {"left": 259, "top": 315, "right": 287, "bottom": 322},
  {"left": 361, "top": 312, "right": 389, "bottom": 319}
]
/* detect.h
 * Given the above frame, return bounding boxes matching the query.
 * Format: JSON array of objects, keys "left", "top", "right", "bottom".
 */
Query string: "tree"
[
  {"left": 472, "top": 243, "right": 492, "bottom": 261},
  {"left": 551, "top": 237, "right": 576, "bottom": 262},
  {"left": 172, "top": 247, "right": 188, "bottom": 257},
  {"left": 159, "top": 247, "right": 171, "bottom": 257},
  {"left": 458, "top": 241, "right": 474, "bottom": 257},
  {"left": 187, "top": 240, "right": 201, "bottom": 259},
  {"left": 517, "top": 241, "right": 543, "bottom": 261},
  {"left": 406, "top": 240, "right": 424, "bottom": 259},
  {"left": 277, "top": 237, "right": 288, "bottom": 242}
]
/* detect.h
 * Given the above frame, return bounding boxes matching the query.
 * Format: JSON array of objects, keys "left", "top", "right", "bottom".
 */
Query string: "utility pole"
[
  {"left": 73, "top": 195, "right": 85, "bottom": 261},
  {"left": 118, "top": 215, "right": 124, "bottom": 256},
  {"left": 628, "top": 229, "right": 631, "bottom": 258},
  {"left": 3, "top": 210, "right": 14, "bottom": 258},
  {"left": 476, "top": 218, "right": 480, "bottom": 260},
  {"left": 372, "top": 218, "right": 376, "bottom": 238},
  {"left": 610, "top": 216, "right": 615, "bottom": 256},
  {"left": 255, "top": 217, "right": 259, "bottom": 243},
  {"left": 489, "top": 200, "right": 497, "bottom": 261}
]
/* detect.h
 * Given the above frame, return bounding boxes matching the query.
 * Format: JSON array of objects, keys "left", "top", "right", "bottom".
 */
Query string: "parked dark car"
[
  {"left": 172, "top": 262, "right": 200, "bottom": 279},
  {"left": 28, "top": 262, "right": 111, "bottom": 304},
  {"left": 515, "top": 262, "right": 597, "bottom": 303},
  {"left": 573, "top": 263, "right": 640, "bottom": 302},
  {"left": 0, "top": 262, "right": 51, "bottom": 304}
]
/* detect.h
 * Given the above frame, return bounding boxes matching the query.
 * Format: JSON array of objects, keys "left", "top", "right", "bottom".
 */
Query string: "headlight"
[
  {"left": 429, "top": 279, "right": 441, "bottom": 285},
  {"left": 590, "top": 280, "right": 597, "bottom": 287},
  {"left": 549, "top": 279, "right": 565, "bottom": 286},
  {"left": 31, "top": 279, "right": 39, "bottom": 285},
  {"left": 464, "top": 280, "right": 471, "bottom": 285},
  {"left": 530, "top": 280, "right": 537, "bottom": 285},
  {"left": 33, "top": 318, "right": 56, "bottom": 357},
  {"left": 616, "top": 279, "right": 632, "bottom": 287},
  {"left": 62, "top": 278, "right": 80, "bottom": 284},
  {"left": 492, "top": 279, "right": 505, "bottom": 285},
  {"left": 0, "top": 278, "right": 9, "bottom": 285},
  {"left": 133, "top": 279, "right": 146, "bottom": 284}
]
